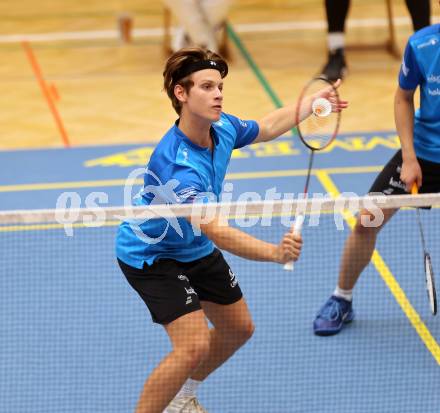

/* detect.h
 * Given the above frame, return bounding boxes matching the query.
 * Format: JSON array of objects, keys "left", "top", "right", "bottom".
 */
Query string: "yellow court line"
[
  {"left": 0, "top": 165, "right": 383, "bottom": 193},
  {"left": 0, "top": 179, "right": 133, "bottom": 192},
  {"left": 0, "top": 221, "right": 121, "bottom": 232},
  {"left": 315, "top": 170, "right": 440, "bottom": 365}
]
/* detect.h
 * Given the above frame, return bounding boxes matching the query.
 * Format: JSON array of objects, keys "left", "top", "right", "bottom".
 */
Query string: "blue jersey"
[
  {"left": 399, "top": 24, "right": 440, "bottom": 163},
  {"left": 116, "top": 112, "right": 259, "bottom": 268}
]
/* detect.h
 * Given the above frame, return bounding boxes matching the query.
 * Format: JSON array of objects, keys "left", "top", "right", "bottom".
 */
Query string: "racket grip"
[
  {"left": 411, "top": 183, "right": 418, "bottom": 195},
  {"left": 283, "top": 215, "right": 305, "bottom": 271}
]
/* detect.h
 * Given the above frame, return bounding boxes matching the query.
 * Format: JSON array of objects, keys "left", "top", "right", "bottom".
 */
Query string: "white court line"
[{"left": 2, "top": 16, "right": 439, "bottom": 44}]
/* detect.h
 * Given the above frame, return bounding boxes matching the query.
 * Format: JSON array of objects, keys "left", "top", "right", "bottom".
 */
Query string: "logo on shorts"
[
  {"left": 184, "top": 286, "right": 197, "bottom": 305},
  {"left": 178, "top": 274, "right": 189, "bottom": 282},
  {"left": 389, "top": 176, "right": 406, "bottom": 191},
  {"left": 185, "top": 287, "right": 196, "bottom": 295},
  {"left": 229, "top": 268, "right": 238, "bottom": 288}
]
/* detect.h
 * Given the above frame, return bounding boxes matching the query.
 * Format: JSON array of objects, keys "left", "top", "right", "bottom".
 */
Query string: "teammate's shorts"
[{"left": 369, "top": 150, "right": 440, "bottom": 196}]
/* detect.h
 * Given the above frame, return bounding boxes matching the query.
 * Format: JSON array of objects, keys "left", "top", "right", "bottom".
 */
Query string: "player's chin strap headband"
[{"left": 173, "top": 59, "right": 228, "bottom": 82}]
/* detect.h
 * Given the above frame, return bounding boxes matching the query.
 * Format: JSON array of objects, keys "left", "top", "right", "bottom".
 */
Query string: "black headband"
[{"left": 173, "top": 59, "right": 228, "bottom": 82}]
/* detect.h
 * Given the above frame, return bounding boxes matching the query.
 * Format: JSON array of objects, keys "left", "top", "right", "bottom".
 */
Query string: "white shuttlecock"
[{"left": 312, "top": 98, "right": 332, "bottom": 117}]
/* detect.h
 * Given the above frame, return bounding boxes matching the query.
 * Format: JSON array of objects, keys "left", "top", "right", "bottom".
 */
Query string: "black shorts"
[
  {"left": 118, "top": 248, "right": 243, "bottom": 325},
  {"left": 369, "top": 150, "right": 440, "bottom": 195}
]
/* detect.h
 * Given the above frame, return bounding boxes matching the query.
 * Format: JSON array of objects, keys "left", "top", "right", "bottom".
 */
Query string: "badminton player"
[
  {"left": 116, "top": 47, "right": 345, "bottom": 413},
  {"left": 314, "top": 11, "right": 440, "bottom": 336}
]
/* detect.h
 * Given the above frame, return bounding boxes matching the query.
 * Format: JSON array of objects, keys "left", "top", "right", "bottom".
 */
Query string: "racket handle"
[
  {"left": 283, "top": 215, "right": 305, "bottom": 271},
  {"left": 411, "top": 183, "right": 419, "bottom": 195}
]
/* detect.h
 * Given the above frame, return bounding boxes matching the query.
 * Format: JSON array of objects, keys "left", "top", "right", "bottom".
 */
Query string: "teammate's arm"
[{"left": 394, "top": 85, "right": 422, "bottom": 189}]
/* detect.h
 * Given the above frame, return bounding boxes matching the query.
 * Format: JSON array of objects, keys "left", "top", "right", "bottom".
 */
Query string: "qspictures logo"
[
  {"left": 121, "top": 168, "right": 184, "bottom": 245},
  {"left": 54, "top": 168, "right": 386, "bottom": 239}
]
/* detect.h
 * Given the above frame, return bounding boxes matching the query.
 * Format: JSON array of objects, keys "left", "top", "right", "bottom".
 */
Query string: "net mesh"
[{"left": 1, "top": 194, "right": 440, "bottom": 413}]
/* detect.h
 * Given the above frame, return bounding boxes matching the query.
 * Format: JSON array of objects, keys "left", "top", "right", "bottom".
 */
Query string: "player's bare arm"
[{"left": 190, "top": 215, "right": 302, "bottom": 264}]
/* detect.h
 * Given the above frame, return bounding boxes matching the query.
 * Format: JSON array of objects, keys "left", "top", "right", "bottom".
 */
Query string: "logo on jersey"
[
  {"left": 401, "top": 60, "right": 409, "bottom": 77},
  {"left": 182, "top": 147, "right": 189, "bottom": 162},
  {"left": 417, "top": 38, "right": 438, "bottom": 49},
  {"left": 428, "top": 74, "right": 440, "bottom": 84},
  {"left": 428, "top": 88, "right": 440, "bottom": 96},
  {"left": 175, "top": 186, "right": 199, "bottom": 203}
]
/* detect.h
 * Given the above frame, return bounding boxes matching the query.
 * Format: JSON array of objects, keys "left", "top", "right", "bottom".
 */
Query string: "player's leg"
[
  {"left": 162, "top": 0, "right": 218, "bottom": 51},
  {"left": 191, "top": 298, "right": 255, "bottom": 381},
  {"left": 313, "top": 208, "right": 396, "bottom": 336},
  {"left": 164, "top": 299, "right": 254, "bottom": 413},
  {"left": 313, "top": 150, "right": 406, "bottom": 336},
  {"left": 337, "top": 207, "right": 397, "bottom": 291},
  {"left": 185, "top": 249, "right": 254, "bottom": 380},
  {"left": 200, "top": 0, "right": 231, "bottom": 29},
  {"left": 135, "top": 311, "right": 211, "bottom": 413},
  {"left": 118, "top": 258, "right": 211, "bottom": 412},
  {"left": 338, "top": 152, "right": 440, "bottom": 295},
  {"left": 320, "top": 0, "right": 350, "bottom": 81},
  {"left": 405, "top": 0, "right": 430, "bottom": 31},
  {"left": 200, "top": 0, "right": 231, "bottom": 57}
]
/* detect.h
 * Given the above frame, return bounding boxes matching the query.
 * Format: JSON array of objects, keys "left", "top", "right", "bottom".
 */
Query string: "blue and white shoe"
[{"left": 313, "top": 295, "right": 354, "bottom": 336}]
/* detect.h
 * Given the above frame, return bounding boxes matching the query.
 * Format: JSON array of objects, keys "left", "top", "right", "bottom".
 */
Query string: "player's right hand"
[
  {"left": 274, "top": 230, "right": 302, "bottom": 264},
  {"left": 400, "top": 157, "right": 422, "bottom": 192}
]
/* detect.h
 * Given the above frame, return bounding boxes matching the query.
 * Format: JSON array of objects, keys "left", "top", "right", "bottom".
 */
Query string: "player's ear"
[{"left": 174, "top": 84, "right": 187, "bottom": 103}]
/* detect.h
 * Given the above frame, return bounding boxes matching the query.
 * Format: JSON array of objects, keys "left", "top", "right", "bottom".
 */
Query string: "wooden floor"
[{"left": 1, "top": 0, "right": 439, "bottom": 149}]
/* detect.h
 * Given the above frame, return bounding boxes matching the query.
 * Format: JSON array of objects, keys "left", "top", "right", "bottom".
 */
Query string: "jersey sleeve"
[
  {"left": 224, "top": 113, "right": 259, "bottom": 149},
  {"left": 399, "top": 40, "right": 423, "bottom": 90}
]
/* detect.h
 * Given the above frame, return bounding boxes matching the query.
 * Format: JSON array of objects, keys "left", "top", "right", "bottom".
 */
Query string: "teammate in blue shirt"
[
  {"left": 314, "top": 20, "right": 440, "bottom": 336},
  {"left": 116, "top": 47, "right": 346, "bottom": 413}
]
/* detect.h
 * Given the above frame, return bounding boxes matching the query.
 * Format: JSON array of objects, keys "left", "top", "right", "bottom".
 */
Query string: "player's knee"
[
  {"left": 175, "top": 334, "right": 211, "bottom": 370},
  {"left": 354, "top": 214, "right": 383, "bottom": 236},
  {"left": 243, "top": 320, "right": 255, "bottom": 341},
  {"left": 234, "top": 320, "right": 255, "bottom": 344}
]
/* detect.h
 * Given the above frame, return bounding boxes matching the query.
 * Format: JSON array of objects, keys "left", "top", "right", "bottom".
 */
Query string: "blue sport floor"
[{"left": 0, "top": 131, "right": 439, "bottom": 413}]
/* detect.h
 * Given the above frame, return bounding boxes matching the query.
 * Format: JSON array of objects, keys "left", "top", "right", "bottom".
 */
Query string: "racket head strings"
[{"left": 295, "top": 77, "right": 341, "bottom": 151}]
